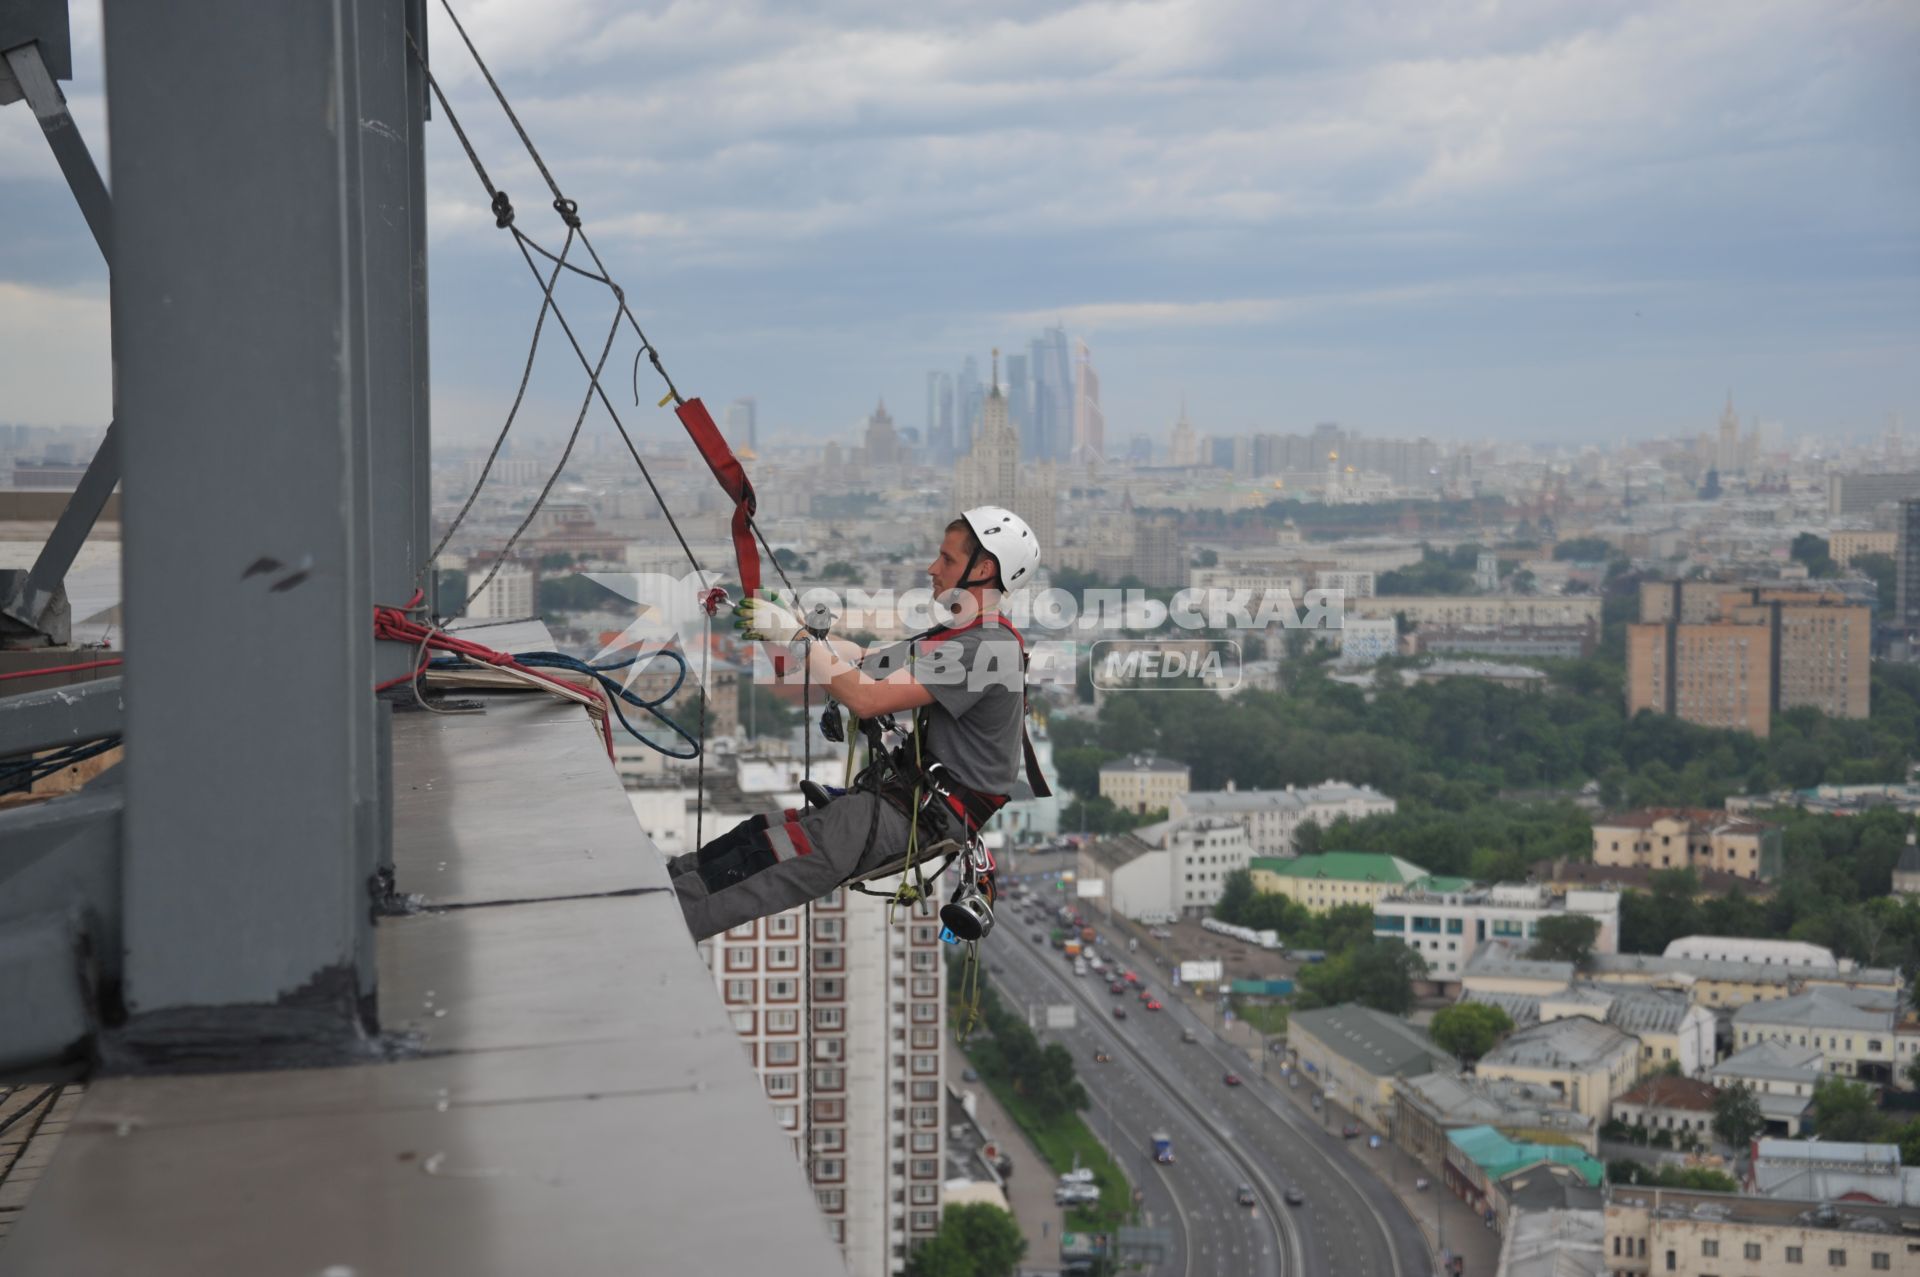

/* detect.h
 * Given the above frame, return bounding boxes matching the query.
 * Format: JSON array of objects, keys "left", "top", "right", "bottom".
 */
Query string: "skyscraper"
[
  {"left": 926, "top": 371, "right": 954, "bottom": 463},
  {"left": 863, "top": 399, "right": 900, "bottom": 468},
  {"left": 1168, "top": 402, "right": 1198, "bottom": 467},
  {"left": 955, "top": 352, "right": 1056, "bottom": 554},
  {"left": 1030, "top": 326, "right": 1072, "bottom": 463},
  {"left": 1717, "top": 393, "right": 1742, "bottom": 474},
  {"left": 1072, "top": 339, "right": 1105, "bottom": 465},
  {"left": 726, "top": 397, "right": 758, "bottom": 451},
  {"left": 955, "top": 355, "right": 982, "bottom": 458},
  {"left": 1004, "top": 352, "right": 1030, "bottom": 438}
]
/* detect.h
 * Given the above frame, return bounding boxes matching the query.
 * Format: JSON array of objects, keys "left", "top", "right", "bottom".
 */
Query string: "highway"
[
  {"left": 986, "top": 923, "right": 1287, "bottom": 1277},
  {"left": 989, "top": 894, "right": 1433, "bottom": 1277}
]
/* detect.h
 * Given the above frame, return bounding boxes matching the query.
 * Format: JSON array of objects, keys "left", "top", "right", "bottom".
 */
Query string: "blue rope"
[{"left": 428, "top": 648, "right": 702, "bottom": 759}]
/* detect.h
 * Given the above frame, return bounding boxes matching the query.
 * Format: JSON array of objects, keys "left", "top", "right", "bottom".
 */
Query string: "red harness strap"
[{"left": 674, "top": 397, "right": 761, "bottom": 598}]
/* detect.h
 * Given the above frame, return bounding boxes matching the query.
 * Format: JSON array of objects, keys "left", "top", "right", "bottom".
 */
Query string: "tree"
[
  {"left": 1892, "top": 1116, "right": 1920, "bottom": 1169},
  {"left": 1811, "top": 1076, "right": 1887, "bottom": 1143},
  {"left": 1852, "top": 552, "right": 1897, "bottom": 618},
  {"left": 1789, "top": 533, "right": 1838, "bottom": 579},
  {"left": 1553, "top": 537, "right": 1614, "bottom": 562},
  {"left": 906, "top": 1203, "right": 1027, "bottom": 1277},
  {"left": 1299, "top": 939, "right": 1425, "bottom": 1014},
  {"left": 1215, "top": 869, "right": 1256, "bottom": 924},
  {"left": 1430, "top": 1002, "right": 1514, "bottom": 1064},
  {"left": 1530, "top": 914, "right": 1601, "bottom": 967},
  {"left": 1711, "top": 1081, "right": 1764, "bottom": 1150}
]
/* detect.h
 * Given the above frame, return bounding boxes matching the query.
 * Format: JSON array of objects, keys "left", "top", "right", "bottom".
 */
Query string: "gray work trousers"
[{"left": 673, "top": 792, "right": 960, "bottom": 941}]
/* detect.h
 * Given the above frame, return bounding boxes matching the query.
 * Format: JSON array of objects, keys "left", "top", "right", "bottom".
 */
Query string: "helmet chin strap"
[{"left": 937, "top": 546, "right": 998, "bottom": 619}]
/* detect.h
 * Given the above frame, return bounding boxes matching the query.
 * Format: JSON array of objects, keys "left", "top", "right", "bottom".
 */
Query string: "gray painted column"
[
  {"left": 356, "top": 0, "right": 424, "bottom": 684},
  {"left": 106, "top": 0, "right": 384, "bottom": 1055}
]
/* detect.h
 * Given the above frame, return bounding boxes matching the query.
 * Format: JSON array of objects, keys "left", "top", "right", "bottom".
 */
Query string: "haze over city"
[{"left": 2, "top": 0, "right": 1916, "bottom": 444}]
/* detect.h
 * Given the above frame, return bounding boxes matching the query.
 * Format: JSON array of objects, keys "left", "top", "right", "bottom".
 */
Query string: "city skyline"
[{"left": 2, "top": 1, "right": 1916, "bottom": 447}]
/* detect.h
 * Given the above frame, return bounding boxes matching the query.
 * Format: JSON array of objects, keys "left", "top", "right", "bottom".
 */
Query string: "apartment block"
[
  {"left": 1590, "top": 808, "right": 1781, "bottom": 883},
  {"left": 1826, "top": 529, "right": 1896, "bottom": 569},
  {"left": 1627, "top": 582, "right": 1870, "bottom": 738},
  {"left": 1826, "top": 469, "right": 1920, "bottom": 516},
  {"left": 1897, "top": 498, "right": 1920, "bottom": 632},
  {"left": 703, "top": 890, "right": 947, "bottom": 1273}
]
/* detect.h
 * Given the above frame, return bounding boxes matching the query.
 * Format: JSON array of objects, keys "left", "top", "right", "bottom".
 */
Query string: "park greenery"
[
  {"left": 1060, "top": 636, "right": 1920, "bottom": 978},
  {"left": 949, "top": 960, "right": 1134, "bottom": 1231}
]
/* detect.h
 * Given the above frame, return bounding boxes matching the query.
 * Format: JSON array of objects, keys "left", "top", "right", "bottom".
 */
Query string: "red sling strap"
[{"left": 674, "top": 397, "right": 761, "bottom": 598}]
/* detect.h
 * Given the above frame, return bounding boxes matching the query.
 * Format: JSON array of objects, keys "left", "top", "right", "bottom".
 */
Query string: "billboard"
[
  {"left": 1178, "top": 960, "right": 1224, "bottom": 984},
  {"left": 1044, "top": 1004, "right": 1078, "bottom": 1030},
  {"left": 1076, "top": 878, "right": 1105, "bottom": 899}
]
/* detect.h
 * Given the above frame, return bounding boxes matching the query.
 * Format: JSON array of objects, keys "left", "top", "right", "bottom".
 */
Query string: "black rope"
[
  {"left": 423, "top": 224, "right": 576, "bottom": 574},
  {"left": 408, "top": 32, "right": 710, "bottom": 593},
  {"left": 462, "top": 294, "right": 623, "bottom": 609},
  {"left": 433, "top": 0, "right": 802, "bottom": 604}
]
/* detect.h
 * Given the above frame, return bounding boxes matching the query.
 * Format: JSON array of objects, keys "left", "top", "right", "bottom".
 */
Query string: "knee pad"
[
  {"left": 696, "top": 831, "right": 778, "bottom": 892},
  {"left": 694, "top": 813, "right": 772, "bottom": 868}
]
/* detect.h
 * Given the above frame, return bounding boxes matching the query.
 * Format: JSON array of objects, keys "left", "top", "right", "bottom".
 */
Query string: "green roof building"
[{"left": 1248, "top": 851, "right": 1451, "bottom": 914}]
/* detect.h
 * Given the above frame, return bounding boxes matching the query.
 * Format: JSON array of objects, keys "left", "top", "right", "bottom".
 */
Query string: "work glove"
[
  {"left": 734, "top": 593, "right": 805, "bottom": 643},
  {"left": 735, "top": 593, "right": 836, "bottom": 640}
]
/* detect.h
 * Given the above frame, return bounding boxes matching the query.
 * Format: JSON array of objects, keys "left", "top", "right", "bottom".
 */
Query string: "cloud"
[
  {"left": 3, "top": 0, "right": 1916, "bottom": 440},
  {"left": 0, "top": 281, "right": 111, "bottom": 424}
]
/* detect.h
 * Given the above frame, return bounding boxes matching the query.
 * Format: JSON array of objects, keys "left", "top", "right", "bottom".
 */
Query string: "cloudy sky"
[{"left": 3, "top": 0, "right": 1916, "bottom": 450}]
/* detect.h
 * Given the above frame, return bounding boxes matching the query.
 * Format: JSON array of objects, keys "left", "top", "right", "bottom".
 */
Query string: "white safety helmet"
[{"left": 960, "top": 505, "right": 1041, "bottom": 589}]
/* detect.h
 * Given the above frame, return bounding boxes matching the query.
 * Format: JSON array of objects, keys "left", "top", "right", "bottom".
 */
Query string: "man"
[{"left": 671, "top": 505, "right": 1041, "bottom": 941}]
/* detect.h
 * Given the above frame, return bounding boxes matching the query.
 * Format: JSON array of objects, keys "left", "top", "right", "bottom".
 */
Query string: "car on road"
[
  {"left": 1112, "top": 1006, "right": 1128, "bottom": 1020},
  {"left": 1030, "top": 932, "right": 1043, "bottom": 944},
  {"left": 1181, "top": 1028, "right": 1198, "bottom": 1043},
  {"left": 1144, "top": 999, "right": 1162, "bottom": 1011},
  {"left": 1341, "top": 1123, "right": 1361, "bottom": 1139},
  {"left": 1093, "top": 1051, "right": 1112, "bottom": 1063},
  {"left": 1137, "top": 987, "right": 1152, "bottom": 1001},
  {"left": 1284, "top": 1185, "right": 1305, "bottom": 1206},
  {"left": 1122, "top": 971, "right": 1139, "bottom": 984},
  {"left": 1222, "top": 1072, "right": 1242, "bottom": 1086},
  {"left": 1109, "top": 982, "right": 1125, "bottom": 995},
  {"left": 1236, "top": 1184, "right": 1256, "bottom": 1208}
]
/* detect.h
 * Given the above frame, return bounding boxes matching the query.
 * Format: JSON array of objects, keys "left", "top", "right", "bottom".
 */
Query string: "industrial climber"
[{"left": 671, "top": 506, "right": 1045, "bottom": 941}]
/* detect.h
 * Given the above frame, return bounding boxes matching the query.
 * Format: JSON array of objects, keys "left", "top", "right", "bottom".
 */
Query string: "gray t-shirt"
[{"left": 859, "top": 624, "right": 1026, "bottom": 796}]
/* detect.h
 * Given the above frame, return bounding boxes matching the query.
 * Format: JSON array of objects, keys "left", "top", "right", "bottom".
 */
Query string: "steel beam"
[
  {"left": 105, "top": 0, "right": 389, "bottom": 1060},
  {"left": 3, "top": 39, "right": 108, "bottom": 258},
  {"left": 0, "top": 674, "right": 122, "bottom": 755},
  {"left": 0, "top": 38, "right": 116, "bottom": 645}
]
